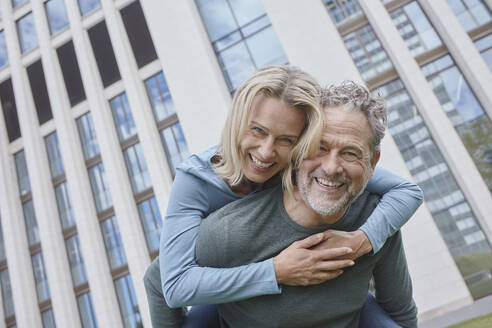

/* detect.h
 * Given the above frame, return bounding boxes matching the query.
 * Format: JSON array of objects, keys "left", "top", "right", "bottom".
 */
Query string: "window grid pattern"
[
  {"left": 14, "top": 150, "right": 31, "bottom": 196},
  {"left": 16, "top": 13, "right": 38, "bottom": 54},
  {"left": 389, "top": 1, "right": 443, "bottom": 57},
  {"left": 12, "top": 0, "right": 28, "bottom": 9},
  {"left": 77, "top": 113, "right": 100, "bottom": 161},
  {"left": 422, "top": 55, "right": 492, "bottom": 192},
  {"left": 144, "top": 72, "right": 190, "bottom": 175},
  {"left": 77, "top": 0, "right": 101, "bottom": 17},
  {"left": 100, "top": 216, "right": 127, "bottom": 270},
  {"left": 45, "top": 0, "right": 69, "bottom": 36},
  {"left": 475, "top": 34, "right": 492, "bottom": 72},
  {"left": 66, "top": 235, "right": 88, "bottom": 287},
  {"left": 137, "top": 197, "right": 162, "bottom": 252},
  {"left": 41, "top": 309, "right": 55, "bottom": 328},
  {"left": 23, "top": 200, "right": 40, "bottom": 246},
  {"left": 0, "top": 31, "right": 8, "bottom": 68},
  {"left": 32, "top": 252, "right": 51, "bottom": 303},
  {"left": 446, "top": 0, "right": 492, "bottom": 32},
  {"left": 343, "top": 25, "right": 394, "bottom": 81},
  {"left": 195, "top": 0, "right": 287, "bottom": 91},
  {"left": 374, "top": 78, "right": 492, "bottom": 299},
  {"left": 110, "top": 93, "right": 137, "bottom": 142},
  {"left": 0, "top": 269, "right": 15, "bottom": 318},
  {"left": 323, "top": 0, "right": 363, "bottom": 26},
  {"left": 77, "top": 293, "right": 98, "bottom": 328},
  {"left": 114, "top": 275, "right": 141, "bottom": 328},
  {"left": 123, "top": 143, "right": 152, "bottom": 194}
]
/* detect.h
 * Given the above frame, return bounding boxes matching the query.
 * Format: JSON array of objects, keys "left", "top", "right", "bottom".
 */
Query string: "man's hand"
[
  {"left": 273, "top": 233, "right": 354, "bottom": 286},
  {"left": 311, "top": 230, "right": 372, "bottom": 260}
]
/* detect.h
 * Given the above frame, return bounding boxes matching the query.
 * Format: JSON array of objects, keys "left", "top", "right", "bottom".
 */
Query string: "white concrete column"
[
  {"left": 140, "top": 0, "right": 231, "bottom": 153},
  {"left": 419, "top": 0, "right": 492, "bottom": 119},
  {"left": 0, "top": 2, "right": 81, "bottom": 327},
  {"left": 263, "top": 0, "right": 473, "bottom": 320},
  {"left": 63, "top": 1, "right": 151, "bottom": 327},
  {"left": 360, "top": 0, "right": 492, "bottom": 246},
  {"left": 30, "top": 1, "right": 123, "bottom": 327},
  {"left": 0, "top": 117, "right": 41, "bottom": 327},
  {"left": 99, "top": 0, "right": 173, "bottom": 238}
]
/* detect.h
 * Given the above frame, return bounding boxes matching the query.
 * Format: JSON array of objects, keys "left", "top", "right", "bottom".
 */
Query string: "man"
[{"left": 194, "top": 82, "right": 418, "bottom": 327}]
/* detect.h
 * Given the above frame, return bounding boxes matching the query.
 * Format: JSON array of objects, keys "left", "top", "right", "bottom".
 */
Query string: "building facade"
[{"left": 0, "top": 0, "right": 491, "bottom": 327}]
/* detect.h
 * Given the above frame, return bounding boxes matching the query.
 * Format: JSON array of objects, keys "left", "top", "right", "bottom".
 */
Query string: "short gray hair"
[{"left": 321, "top": 81, "right": 387, "bottom": 154}]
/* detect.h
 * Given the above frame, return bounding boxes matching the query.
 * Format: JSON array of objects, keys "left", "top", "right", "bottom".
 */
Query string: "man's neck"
[{"left": 283, "top": 189, "right": 345, "bottom": 227}]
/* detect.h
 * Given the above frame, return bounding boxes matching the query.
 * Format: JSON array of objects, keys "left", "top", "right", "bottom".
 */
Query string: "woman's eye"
[
  {"left": 252, "top": 127, "right": 264, "bottom": 134},
  {"left": 278, "top": 138, "right": 295, "bottom": 146}
]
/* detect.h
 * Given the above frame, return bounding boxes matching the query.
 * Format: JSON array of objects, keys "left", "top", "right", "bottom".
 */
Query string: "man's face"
[{"left": 296, "top": 107, "right": 380, "bottom": 218}]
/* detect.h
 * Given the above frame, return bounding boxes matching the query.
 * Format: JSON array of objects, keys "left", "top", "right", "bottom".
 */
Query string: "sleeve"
[
  {"left": 159, "top": 170, "right": 281, "bottom": 308},
  {"left": 360, "top": 166, "right": 424, "bottom": 253},
  {"left": 373, "top": 232, "right": 418, "bottom": 328}
]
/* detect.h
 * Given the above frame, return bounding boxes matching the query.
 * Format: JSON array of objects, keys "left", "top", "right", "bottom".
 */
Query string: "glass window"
[
  {"left": 88, "top": 21, "right": 121, "bottom": 88},
  {"left": 77, "top": 112, "right": 100, "bottom": 160},
  {"left": 77, "top": 293, "right": 98, "bottom": 328},
  {"left": 45, "top": 0, "right": 69, "bottom": 35},
  {"left": 12, "top": 0, "right": 28, "bottom": 8},
  {"left": 110, "top": 93, "right": 136, "bottom": 141},
  {"left": 144, "top": 72, "right": 175, "bottom": 122},
  {"left": 0, "top": 31, "right": 8, "bottom": 68},
  {"left": 27, "top": 60, "right": 53, "bottom": 125},
  {"left": 375, "top": 78, "right": 492, "bottom": 299},
  {"left": 195, "top": 0, "right": 287, "bottom": 91},
  {"left": 137, "top": 197, "right": 162, "bottom": 252},
  {"left": 446, "top": 0, "right": 492, "bottom": 31},
  {"left": 160, "top": 123, "right": 189, "bottom": 175},
  {"left": 88, "top": 163, "right": 112, "bottom": 213},
  {"left": 390, "top": 1, "right": 443, "bottom": 57},
  {"left": 323, "top": 0, "right": 363, "bottom": 26},
  {"left": 57, "top": 41, "right": 86, "bottom": 106},
  {"left": 66, "top": 235, "right": 88, "bottom": 286},
  {"left": 78, "top": 0, "right": 100, "bottom": 16},
  {"left": 32, "top": 252, "right": 51, "bottom": 303},
  {"left": 123, "top": 143, "right": 151, "bottom": 194},
  {"left": 55, "top": 182, "right": 76, "bottom": 230},
  {"left": 114, "top": 275, "right": 141, "bottom": 328},
  {"left": 23, "top": 200, "right": 40, "bottom": 246},
  {"left": 41, "top": 309, "right": 56, "bottom": 328},
  {"left": 422, "top": 55, "right": 492, "bottom": 192},
  {"left": 0, "top": 78, "right": 21, "bottom": 142},
  {"left": 45, "top": 132, "right": 65, "bottom": 178},
  {"left": 101, "top": 217, "right": 127, "bottom": 269},
  {"left": 0, "top": 223, "right": 5, "bottom": 262},
  {"left": 475, "top": 34, "right": 492, "bottom": 72},
  {"left": 14, "top": 150, "right": 31, "bottom": 196},
  {"left": 120, "top": 1, "right": 158, "bottom": 68},
  {"left": 0, "top": 270, "right": 15, "bottom": 317},
  {"left": 17, "top": 13, "right": 38, "bottom": 54},
  {"left": 343, "top": 25, "right": 394, "bottom": 81}
]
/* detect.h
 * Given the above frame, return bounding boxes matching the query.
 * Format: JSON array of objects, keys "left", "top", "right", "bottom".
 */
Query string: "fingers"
[
  {"left": 305, "top": 270, "right": 345, "bottom": 285},
  {"left": 316, "top": 259, "right": 354, "bottom": 271},
  {"left": 293, "top": 233, "right": 325, "bottom": 249},
  {"left": 314, "top": 247, "right": 353, "bottom": 260}
]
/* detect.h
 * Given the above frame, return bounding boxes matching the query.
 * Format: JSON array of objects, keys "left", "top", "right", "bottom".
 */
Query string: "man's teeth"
[
  {"left": 251, "top": 155, "right": 274, "bottom": 168},
  {"left": 316, "top": 178, "right": 343, "bottom": 188}
]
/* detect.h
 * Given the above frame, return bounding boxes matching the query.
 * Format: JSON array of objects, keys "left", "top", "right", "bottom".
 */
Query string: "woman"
[{"left": 144, "top": 65, "right": 423, "bottom": 327}]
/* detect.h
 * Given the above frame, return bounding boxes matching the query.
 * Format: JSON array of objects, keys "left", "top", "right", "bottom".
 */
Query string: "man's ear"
[{"left": 370, "top": 152, "right": 380, "bottom": 170}]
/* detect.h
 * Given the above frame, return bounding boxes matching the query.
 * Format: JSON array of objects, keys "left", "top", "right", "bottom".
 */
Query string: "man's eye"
[{"left": 342, "top": 152, "right": 358, "bottom": 161}]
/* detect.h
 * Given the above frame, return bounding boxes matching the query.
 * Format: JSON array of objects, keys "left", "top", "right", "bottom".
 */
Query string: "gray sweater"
[{"left": 196, "top": 186, "right": 417, "bottom": 328}]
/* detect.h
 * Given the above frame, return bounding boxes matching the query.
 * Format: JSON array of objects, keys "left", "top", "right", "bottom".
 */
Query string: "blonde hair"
[{"left": 214, "top": 65, "right": 323, "bottom": 195}]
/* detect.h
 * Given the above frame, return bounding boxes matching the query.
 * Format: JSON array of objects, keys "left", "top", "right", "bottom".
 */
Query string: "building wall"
[{"left": 0, "top": 0, "right": 491, "bottom": 327}]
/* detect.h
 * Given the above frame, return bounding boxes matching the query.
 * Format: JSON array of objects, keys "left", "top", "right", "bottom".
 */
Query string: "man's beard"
[{"left": 297, "top": 170, "right": 371, "bottom": 218}]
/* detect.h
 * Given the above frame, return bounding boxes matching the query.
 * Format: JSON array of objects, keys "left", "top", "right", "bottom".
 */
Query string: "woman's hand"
[
  {"left": 311, "top": 230, "right": 372, "bottom": 260},
  {"left": 273, "top": 233, "right": 354, "bottom": 286}
]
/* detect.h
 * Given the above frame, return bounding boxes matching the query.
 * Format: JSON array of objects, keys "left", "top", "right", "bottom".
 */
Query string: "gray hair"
[{"left": 321, "top": 81, "right": 387, "bottom": 154}]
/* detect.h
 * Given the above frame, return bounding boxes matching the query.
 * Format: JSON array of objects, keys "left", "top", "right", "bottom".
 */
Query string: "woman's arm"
[
  {"left": 160, "top": 170, "right": 280, "bottom": 308},
  {"left": 362, "top": 166, "right": 424, "bottom": 253}
]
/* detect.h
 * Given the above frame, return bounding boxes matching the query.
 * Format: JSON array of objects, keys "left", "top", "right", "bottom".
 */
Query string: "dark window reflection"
[
  {"left": 0, "top": 79, "right": 21, "bottom": 142},
  {"left": 120, "top": 1, "right": 158, "bottom": 68},
  {"left": 27, "top": 60, "right": 53, "bottom": 125},
  {"left": 57, "top": 41, "right": 86, "bottom": 106},
  {"left": 16, "top": 13, "right": 38, "bottom": 53},
  {"left": 88, "top": 21, "right": 121, "bottom": 88}
]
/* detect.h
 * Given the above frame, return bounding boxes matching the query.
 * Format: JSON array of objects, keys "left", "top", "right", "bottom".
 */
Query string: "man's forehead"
[{"left": 321, "top": 107, "right": 372, "bottom": 145}]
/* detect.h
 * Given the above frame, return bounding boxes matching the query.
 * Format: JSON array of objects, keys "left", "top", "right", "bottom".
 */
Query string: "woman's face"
[{"left": 239, "top": 95, "right": 306, "bottom": 184}]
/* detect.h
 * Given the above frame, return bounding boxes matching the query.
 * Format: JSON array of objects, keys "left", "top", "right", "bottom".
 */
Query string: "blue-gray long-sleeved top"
[
  {"left": 196, "top": 186, "right": 418, "bottom": 327},
  {"left": 160, "top": 146, "right": 423, "bottom": 307}
]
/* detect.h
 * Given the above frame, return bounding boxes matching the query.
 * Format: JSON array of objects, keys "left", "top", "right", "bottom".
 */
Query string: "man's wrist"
[{"left": 355, "top": 229, "right": 372, "bottom": 256}]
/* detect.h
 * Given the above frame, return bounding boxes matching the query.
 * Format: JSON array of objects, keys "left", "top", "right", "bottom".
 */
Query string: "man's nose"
[
  {"left": 258, "top": 137, "right": 276, "bottom": 160},
  {"left": 321, "top": 152, "right": 343, "bottom": 175}
]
